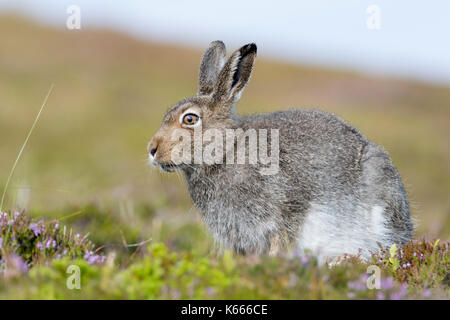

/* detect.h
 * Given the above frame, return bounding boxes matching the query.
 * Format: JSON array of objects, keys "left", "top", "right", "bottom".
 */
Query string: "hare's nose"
[{"left": 148, "top": 140, "right": 158, "bottom": 158}]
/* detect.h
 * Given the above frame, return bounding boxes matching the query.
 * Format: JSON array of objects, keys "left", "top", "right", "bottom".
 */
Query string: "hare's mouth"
[
  {"left": 148, "top": 156, "right": 178, "bottom": 172},
  {"left": 158, "top": 163, "right": 178, "bottom": 172}
]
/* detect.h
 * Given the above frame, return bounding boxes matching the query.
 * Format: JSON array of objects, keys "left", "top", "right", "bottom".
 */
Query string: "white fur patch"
[
  {"left": 370, "top": 205, "right": 387, "bottom": 238},
  {"left": 297, "top": 203, "right": 389, "bottom": 264}
]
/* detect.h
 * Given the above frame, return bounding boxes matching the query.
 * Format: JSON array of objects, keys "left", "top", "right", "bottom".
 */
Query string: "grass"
[
  {"left": 0, "top": 15, "right": 449, "bottom": 299},
  {"left": 0, "top": 84, "right": 54, "bottom": 212}
]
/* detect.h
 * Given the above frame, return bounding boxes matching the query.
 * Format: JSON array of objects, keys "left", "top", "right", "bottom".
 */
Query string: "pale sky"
[{"left": 1, "top": 0, "right": 449, "bottom": 85}]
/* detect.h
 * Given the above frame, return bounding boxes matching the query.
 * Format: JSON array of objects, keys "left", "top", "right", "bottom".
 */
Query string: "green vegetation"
[
  {"left": 1, "top": 212, "right": 448, "bottom": 299},
  {"left": 0, "top": 15, "right": 449, "bottom": 299}
]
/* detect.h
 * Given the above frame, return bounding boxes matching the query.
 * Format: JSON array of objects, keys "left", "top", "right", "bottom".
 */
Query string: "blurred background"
[{"left": 0, "top": 1, "right": 449, "bottom": 256}]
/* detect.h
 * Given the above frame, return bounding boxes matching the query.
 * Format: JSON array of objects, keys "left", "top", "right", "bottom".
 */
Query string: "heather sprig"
[
  {"left": 373, "top": 238, "right": 449, "bottom": 288},
  {"left": 0, "top": 210, "right": 105, "bottom": 276}
]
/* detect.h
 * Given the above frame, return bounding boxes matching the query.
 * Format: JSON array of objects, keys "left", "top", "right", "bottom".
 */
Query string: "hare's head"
[{"left": 148, "top": 41, "right": 257, "bottom": 171}]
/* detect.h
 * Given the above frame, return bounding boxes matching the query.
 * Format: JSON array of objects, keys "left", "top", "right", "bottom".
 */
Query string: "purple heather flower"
[
  {"left": 172, "top": 289, "right": 181, "bottom": 300},
  {"left": 45, "top": 239, "right": 53, "bottom": 249},
  {"left": 293, "top": 249, "right": 311, "bottom": 266},
  {"left": 348, "top": 274, "right": 369, "bottom": 292},
  {"left": 9, "top": 254, "right": 28, "bottom": 273},
  {"left": 84, "top": 250, "right": 93, "bottom": 260},
  {"left": 296, "top": 253, "right": 311, "bottom": 266},
  {"left": 402, "top": 262, "right": 412, "bottom": 268},
  {"left": 347, "top": 292, "right": 356, "bottom": 299},
  {"left": 17, "top": 259, "right": 29, "bottom": 272},
  {"left": 380, "top": 277, "right": 394, "bottom": 290},
  {"left": 37, "top": 242, "right": 44, "bottom": 251},
  {"left": 84, "top": 251, "right": 106, "bottom": 265},
  {"left": 300, "top": 256, "right": 309, "bottom": 266},
  {"left": 87, "top": 255, "right": 98, "bottom": 265},
  {"left": 0, "top": 213, "right": 8, "bottom": 225},
  {"left": 205, "top": 286, "right": 216, "bottom": 296},
  {"left": 390, "top": 292, "right": 401, "bottom": 300},
  {"left": 30, "top": 223, "right": 41, "bottom": 237},
  {"left": 376, "top": 292, "right": 385, "bottom": 300},
  {"left": 347, "top": 280, "right": 366, "bottom": 291},
  {"left": 422, "top": 289, "right": 431, "bottom": 298},
  {"left": 0, "top": 237, "right": 3, "bottom": 248},
  {"left": 391, "top": 283, "right": 408, "bottom": 300}
]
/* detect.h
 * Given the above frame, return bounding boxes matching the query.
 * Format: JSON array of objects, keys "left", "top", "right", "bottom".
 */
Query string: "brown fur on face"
[
  {"left": 148, "top": 99, "right": 203, "bottom": 168},
  {"left": 148, "top": 95, "right": 235, "bottom": 170},
  {"left": 148, "top": 42, "right": 256, "bottom": 171}
]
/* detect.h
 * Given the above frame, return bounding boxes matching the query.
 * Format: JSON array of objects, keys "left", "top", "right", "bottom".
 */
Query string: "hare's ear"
[
  {"left": 212, "top": 43, "right": 257, "bottom": 108},
  {"left": 198, "top": 41, "right": 227, "bottom": 95}
]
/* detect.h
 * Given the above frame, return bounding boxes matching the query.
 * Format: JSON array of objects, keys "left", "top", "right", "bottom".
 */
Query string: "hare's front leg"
[{"left": 268, "top": 235, "right": 281, "bottom": 256}]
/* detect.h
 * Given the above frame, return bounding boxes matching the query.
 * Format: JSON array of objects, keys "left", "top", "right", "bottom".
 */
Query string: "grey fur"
[
  {"left": 148, "top": 41, "right": 413, "bottom": 263},
  {"left": 198, "top": 41, "right": 226, "bottom": 95}
]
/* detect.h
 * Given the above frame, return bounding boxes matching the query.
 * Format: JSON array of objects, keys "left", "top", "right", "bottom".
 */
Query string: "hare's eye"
[{"left": 182, "top": 113, "right": 199, "bottom": 126}]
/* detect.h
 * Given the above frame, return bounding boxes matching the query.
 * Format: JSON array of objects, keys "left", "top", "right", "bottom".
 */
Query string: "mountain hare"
[{"left": 148, "top": 41, "right": 413, "bottom": 263}]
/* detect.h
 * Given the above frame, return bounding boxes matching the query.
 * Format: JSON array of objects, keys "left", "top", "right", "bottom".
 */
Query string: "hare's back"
[
  {"left": 239, "top": 109, "right": 367, "bottom": 146},
  {"left": 238, "top": 109, "right": 369, "bottom": 190}
]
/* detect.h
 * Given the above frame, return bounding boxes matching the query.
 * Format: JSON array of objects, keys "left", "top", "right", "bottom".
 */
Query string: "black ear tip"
[
  {"left": 241, "top": 43, "right": 257, "bottom": 56},
  {"left": 248, "top": 43, "right": 257, "bottom": 53}
]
